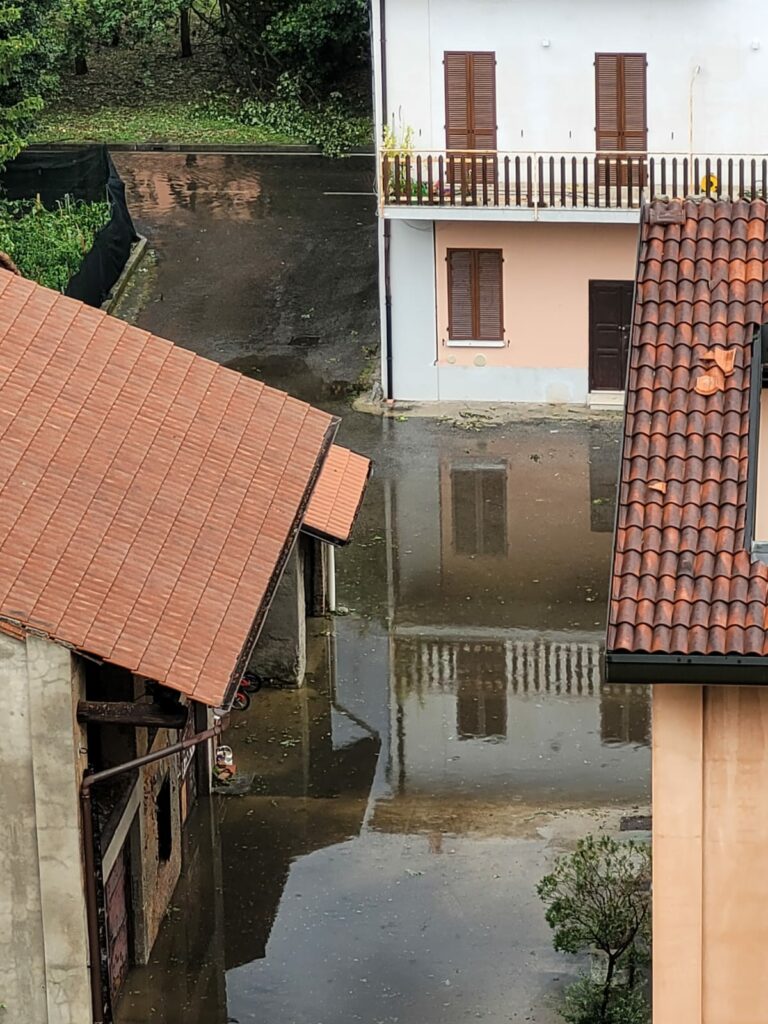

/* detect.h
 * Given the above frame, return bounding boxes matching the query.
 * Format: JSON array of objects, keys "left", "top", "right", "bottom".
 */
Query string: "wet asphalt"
[{"left": 112, "top": 153, "right": 650, "bottom": 1024}]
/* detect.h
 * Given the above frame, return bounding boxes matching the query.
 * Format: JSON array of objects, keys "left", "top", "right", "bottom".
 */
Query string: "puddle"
[
  {"left": 117, "top": 414, "right": 649, "bottom": 1024},
  {"left": 112, "top": 154, "right": 648, "bottom": 1024}
]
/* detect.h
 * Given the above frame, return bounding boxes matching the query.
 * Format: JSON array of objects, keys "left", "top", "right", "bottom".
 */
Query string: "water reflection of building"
[
  {"left": 600, "top": 684, "right": 651, "bottom": 746},
  {"left": 220, "top": 627, "right": 380, "bottom": 972},
  {"left": 376, "top": 427, "right": 650, "bottom": 821}
]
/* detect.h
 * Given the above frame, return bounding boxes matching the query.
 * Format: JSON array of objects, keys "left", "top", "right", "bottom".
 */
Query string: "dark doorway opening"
[{"left": 589, "top": 280, "right": 634, "bottom": 392}]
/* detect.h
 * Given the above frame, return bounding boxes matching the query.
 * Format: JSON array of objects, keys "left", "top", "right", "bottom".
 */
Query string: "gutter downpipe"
[
  {"left": 378, "top": 0, "right": 394, "bottom": 400},
  {"left": 81, "top": 719, "right": 223, "bottom": 1024}
]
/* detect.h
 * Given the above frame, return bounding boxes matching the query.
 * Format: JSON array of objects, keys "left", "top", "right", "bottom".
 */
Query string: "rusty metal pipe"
[{"left": 81, "top": 720, "right": 223, "bottom": 1023}]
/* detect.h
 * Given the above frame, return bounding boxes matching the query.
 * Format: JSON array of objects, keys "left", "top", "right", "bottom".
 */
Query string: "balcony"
[{"left": 380, "top": 151, "right": 768, "bottom": 220}]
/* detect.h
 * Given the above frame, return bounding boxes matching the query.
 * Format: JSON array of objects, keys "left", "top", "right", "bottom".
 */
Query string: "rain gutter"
[
  {"left": 81, "top": 719, "right": 223, "bottom": 1024},
  {"left": 604, "top": 652, "right": 768, "bottom": 686}
]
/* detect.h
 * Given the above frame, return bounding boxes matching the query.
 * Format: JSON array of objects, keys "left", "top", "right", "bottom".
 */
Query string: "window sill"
[{"left": 445, "top": 339, "right": 506, "bottom": 349}]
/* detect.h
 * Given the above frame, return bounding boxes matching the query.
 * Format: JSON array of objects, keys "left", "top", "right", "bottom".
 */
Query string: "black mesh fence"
[{"left": 1, "top": 145, "right": 139, "bottom": 307}]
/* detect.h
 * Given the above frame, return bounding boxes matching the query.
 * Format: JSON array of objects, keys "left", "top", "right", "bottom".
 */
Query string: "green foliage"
[
  {"left": 537, "top": 835, "right": 651, "bottom": 1024},
  {"left": 0, "top": 195, "right": 110, "bottom": 290},
  {"left": 561, "top": 978, "right": 650, "bottom": 1024},
  {"left": 61, "top": 0, "right": 184, "bottom": 68},
  {"left": 261, "top": 0, "right": 368, "bottom": 95},
  {"left": 0, "top": 1, "right": 63, "bottom": 166},
  {"left": 36, "top": 0, "right": 372, "bottom": 151},
  {"left": 219, "top": 0, "right": 370, "bottom": 102},
  {"left": 236, "top": 90, "right": 371, "bottom": 156}
]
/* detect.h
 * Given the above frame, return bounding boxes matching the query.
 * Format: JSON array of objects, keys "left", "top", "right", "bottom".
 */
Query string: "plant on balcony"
[
  {"left": 382, "top": 122, "right": 428, "bottom": 199},
  {"left": 537, "top": 834, "right": 651, "bottom": 1024}
]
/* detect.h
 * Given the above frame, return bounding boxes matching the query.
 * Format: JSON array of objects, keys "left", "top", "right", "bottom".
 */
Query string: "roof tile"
[
  {"left": 0, "top": 270, "right": 346, "bottom": 705},
  {"left": 607, "top": 198, "right": 768, "bottom": 660}
]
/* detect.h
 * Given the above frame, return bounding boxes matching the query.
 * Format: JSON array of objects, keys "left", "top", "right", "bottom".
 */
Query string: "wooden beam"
[{"left": 77, "top": 701, "right": 188, "bottom": 729}]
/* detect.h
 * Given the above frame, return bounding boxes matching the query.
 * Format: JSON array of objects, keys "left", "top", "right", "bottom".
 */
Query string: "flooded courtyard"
[{"left": 112, "top": 154, "right": 649, "bottom": 1024}]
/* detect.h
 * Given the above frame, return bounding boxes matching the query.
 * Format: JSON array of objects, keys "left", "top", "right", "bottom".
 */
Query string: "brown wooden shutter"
[
  {"left": 448, "top": 249, "right": 503, "bottom": 341},
  {"left": 445, "top": 51, "right": 497, "bottom": 152},
  {"left": 476, "top": 250, "right": 503, "bottom": 340},
  {"left": 469, "top": 52, "right": 497, "bottom": 151},
  {"left": 595, "top": 54, "right": 621, "bottom": 152},
  {"left": 445, "top": 52, "right": 471, "bottom": 151},
  {"left": 595, "top": 53, "right": 647, "bottom": 153},
  {"left": 621, "top": 54, "right": 647, "bottom": 153},
  {"left": 448, "top": 249, "right": 474, "bottom": 340}
]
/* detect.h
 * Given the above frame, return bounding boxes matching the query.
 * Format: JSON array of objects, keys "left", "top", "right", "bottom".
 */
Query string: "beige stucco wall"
[
  {"left": 0, "top": 634, "right": 91, "bottom": 1024},
  {"left": 434, "top": 221, "right": 638, "bottom": 369},
  {"left": 653, "top": 684, "right": 768, "bottom": 1024}
]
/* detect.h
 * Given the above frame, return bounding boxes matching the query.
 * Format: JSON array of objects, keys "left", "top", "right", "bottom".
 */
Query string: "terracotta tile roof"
[
  {"left": 606, "top": 199, "right": 768, "bottom": 672},
  {"left": 303, "top": 444, "right": 371, "bottom": 545},
  {"left": 0, "top": 270, "right": 337, "bottom": 706}
]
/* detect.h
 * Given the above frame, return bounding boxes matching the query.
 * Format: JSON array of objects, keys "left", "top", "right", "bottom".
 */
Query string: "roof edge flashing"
[{"left": 604, "top": 651, "right": 768, "bottom": 686}]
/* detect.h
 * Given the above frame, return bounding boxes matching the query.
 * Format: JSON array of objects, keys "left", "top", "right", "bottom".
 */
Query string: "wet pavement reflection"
[{"left": 113, "top": 155, "right": 649, "bottom": 1024}]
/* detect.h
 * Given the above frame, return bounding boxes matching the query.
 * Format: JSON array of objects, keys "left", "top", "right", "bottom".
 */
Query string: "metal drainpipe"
[
  {"left": 81, "top": 720, "right": 223, "bottom": 1024},
  {"left": 378, "top": 0, "right": 394, "bottom": 400},
  {"left": 384, "top": 221, "right": 393, "bottom": 400}
]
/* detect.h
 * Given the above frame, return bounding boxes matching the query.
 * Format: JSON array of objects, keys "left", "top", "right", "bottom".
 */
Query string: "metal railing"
[{"left": 380, "top": 150, "right": 768, "bottom": 211}]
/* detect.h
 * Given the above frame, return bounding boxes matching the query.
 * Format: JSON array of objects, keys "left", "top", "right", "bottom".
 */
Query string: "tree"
[
  {"left": 537, "top": 835, "right": 651, "bottom": 1024},
  {"left": 62, "top": 0, "right": 186, "bottom": 74},
  {"left": 0, "top": 1, "right": 62, "bottom": 167},
  {"left": 219, "top": 0, "right": 370, "bottom": 101}
]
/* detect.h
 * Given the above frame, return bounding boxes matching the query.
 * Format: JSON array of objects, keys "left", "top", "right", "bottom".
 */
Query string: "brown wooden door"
[
  {"left": 589, "top": 281, "right": 634, "bottom": 391},
  {"left": 106, "top": 844, "right": 131, "bottom": 1004},
  {"left": 595, "top": 53, "right": 647, "bottom": 184}
]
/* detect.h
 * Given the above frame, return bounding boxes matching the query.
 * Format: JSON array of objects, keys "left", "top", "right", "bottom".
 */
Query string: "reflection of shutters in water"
[
  {"left": 451, "top": 465, "right": 507, "bottom": 555},
  {"left": 600, "top": 684, "right": 651, "bottom": 745},
  {"left": 106, "top": 843, "right": 131, "bottom": 1003},
  {"left": 456, "top": 642, "right": 507, "bottom": 739}
]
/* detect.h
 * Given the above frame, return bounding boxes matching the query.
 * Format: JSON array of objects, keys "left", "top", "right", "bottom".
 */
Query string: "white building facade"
[{"left": 372, "top": 0, "right": 768, "bottom": 403}]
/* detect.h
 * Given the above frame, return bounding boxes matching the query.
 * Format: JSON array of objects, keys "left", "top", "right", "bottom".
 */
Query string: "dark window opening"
[{"left": 156, "top": 775, "right": 173, "bottom": 862}]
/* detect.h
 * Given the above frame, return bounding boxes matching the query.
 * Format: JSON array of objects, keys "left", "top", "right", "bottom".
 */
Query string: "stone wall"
[{"left": 132, "top": 731, "right": 184, "bottom": 963}]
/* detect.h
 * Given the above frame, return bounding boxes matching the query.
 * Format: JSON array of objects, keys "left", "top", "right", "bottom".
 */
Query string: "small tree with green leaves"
[
  {"left": 0, "top": 0, "right": 63, "bottom": 166},
  {"left": 537, "top": 834, "right": 651, "bottom": 1024}
]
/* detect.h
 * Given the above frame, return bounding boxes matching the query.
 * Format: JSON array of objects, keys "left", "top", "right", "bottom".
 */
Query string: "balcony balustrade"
[{"left": 380, "top": 151, "right": 768, "bottom": 211}]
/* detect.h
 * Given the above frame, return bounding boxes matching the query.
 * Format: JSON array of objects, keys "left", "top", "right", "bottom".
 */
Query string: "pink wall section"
[
  {"left": 434, "top": 221, "right": 638, "bottom": 370},
  {"left": 653, "top": 684, "right": 768, "bottom": 1024}
]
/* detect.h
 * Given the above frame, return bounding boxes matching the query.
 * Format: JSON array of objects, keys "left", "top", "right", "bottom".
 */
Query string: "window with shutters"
[
  {"left": 595, "top": 53, "right": 647, "bottom": 154},
  {"left": 447, "top": 248, "right": 504, "bottom": 345},
  {"left": 444, "top": 51, "right": 497, "bottom": 152}
]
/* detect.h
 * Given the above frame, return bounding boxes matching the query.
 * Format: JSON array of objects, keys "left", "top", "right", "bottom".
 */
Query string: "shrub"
[
  {"left": 235, "top": 88, "right": 371, "bottom": 157},
  {"left": 0, "top": 194, "right": 110, "bottom": 290},
  {"left": 561, "top": 977, "right": 649, "bottom": 1024},
  {"left": 537, "top": 834, "right": 651, "bottom": 1024}
]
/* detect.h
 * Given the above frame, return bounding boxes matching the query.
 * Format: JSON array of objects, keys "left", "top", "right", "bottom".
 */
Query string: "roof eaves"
[
  {"left": 604, "top": 651, "right": 768, "bottom": 686},
  {"left": 217, "top": 415, "right": 341, "bottom": 710}
]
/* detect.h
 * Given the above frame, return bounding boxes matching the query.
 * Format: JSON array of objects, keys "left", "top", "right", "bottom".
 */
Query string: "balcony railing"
[{"left": 380, "top": 151, "right": 768, "bottom": 211}]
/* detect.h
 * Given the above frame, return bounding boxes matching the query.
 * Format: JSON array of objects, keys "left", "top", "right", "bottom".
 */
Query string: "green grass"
[
  {"left": 34, "top": 102, "right": 297, "bottom": 146},
  {"left": 33, "top": 36, "right": 301, "bottom": 147},
  {"left": 0, "top": 196, "right": 111, "bottom": 291}
]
